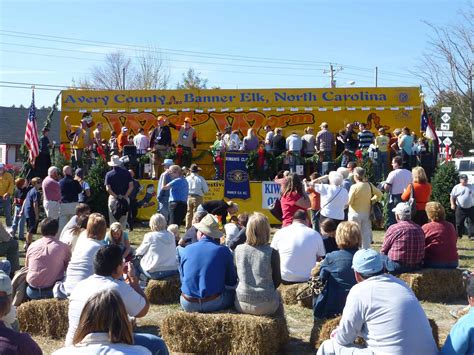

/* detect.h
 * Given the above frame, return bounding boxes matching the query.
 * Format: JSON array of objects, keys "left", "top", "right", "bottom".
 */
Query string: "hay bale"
[
  {"left": 398, "top": 268, "right": 465, "bottom": 302},
  {"left": 145, "top": 275, "right": 181, "bottom": 304},
  {"left": 17, "top": 299, "right": 69, "bottom": 339},
  {"left": 161, "top": 311, "right": 289, "bottom": 354},
  {"left": 278, "top": 283, "right": 312, "bottom": 309}
]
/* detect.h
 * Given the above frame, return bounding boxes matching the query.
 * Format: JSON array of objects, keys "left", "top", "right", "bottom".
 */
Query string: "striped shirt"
[
  {"left": 381, "top": 220, "right": 425, "bottom": 266},
  {"left": 358, "top": 130, "right": 374, "bottom": 148}
]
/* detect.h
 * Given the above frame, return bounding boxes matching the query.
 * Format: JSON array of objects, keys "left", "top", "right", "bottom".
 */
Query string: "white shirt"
[
  {"left": 224, "top": 223, "right": 240, "bottom": 246},
  {"left": 60, "top": 215, "right": 77, "bottom": 241},
  {"left": 285, "top": 134, "right": 302, "bottom": 152},
  {"left": 65, "top": 275, "right": 147, "bottom": 346},
  {"left": 228, "top": 133, "right": 241, "bottom": 151},
  {"left": 186, "top": 173, "right": 209, "bottom": 196},
  {"left": 133, "top": 133, "right": 150, "bottom": 153},
  {"left": 264, "top": 131, "right": 274, "bottom": 151},
  {"left": 451, "top": 183, "right": 474, "bottom": 208},
  {"left": 335, "top": 274, "right": 438, "bottom": 354},
  {"left": 386, "top": 168, "right": 413, "bottom": 195},
  {"left": 54, "top": 333, "right": 151, "bottom": 355},
  {"left": 135, "top": 231, "right": 178, "bottom": 273},
  {"left": 314, "top": 184, "right": 349, "bottom": 220},
  {"left": 270, "top": 221, "right": 325, "bottom": 282}
]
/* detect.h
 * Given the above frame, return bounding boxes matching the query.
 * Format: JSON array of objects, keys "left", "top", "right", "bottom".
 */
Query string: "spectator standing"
[
  {"left": 317, "top": 249, "right": 438, "bottom": 355},
  {"left": 36, "top": 127, "right": 52, "bottom": 179},
  {"left": 375, "top": 127, "right": 390, "bottom": 181},
  {"left": 450, "top": 174, "right": 474, "bottom": 239},
  {"left": 11, "top": 178, "right": 29, "bottom": 241},
  {"left": 0, "top": 164, "right": 14, "bottom": 227},
  {"left": 357, "top": 123, "right": 374, "bottom": 149},
  {"left": 157, "top": 159, "right": 174, "bottom": 223},
  {"left": 149, "top": 116, "right": 173, "bottom": 179},
  {"left": 313, "top": 221, "right": 360, "bottom": 320},
  {"left": 383, "top": 156, "right": 412, "bottom": 229},
  {"left": 341, "top": 124, "right": 358, "bottom": 167},
  {"left": 25, "top": 218, "right": 71, "bottom": 300},
  {"left": 162, "top": 165, "right": 189, "bottom": 227},
  {"left": 280, "top": 173, "right": 310, "bottom": 227},
  {"left": 263, "top": 125, "right": 274, "bottom": 152},
  {"left": 178, "top": 214, "right": 238, "bottom": 312},
  {"left": 199, "top": 199, "right": 239, "bottom": 226},
  {"left": 348, "top": 167, "right": 382, "bottom": 248},
  {"left": 59, "top": 166, "right": 82, "bottom": 234},
  {"left": 117, "top": 127, "right": 129, "bottom": 154},
  {"left": 0, "top": 272, "right": 42, "bottom": 354},
  {"left": 185, "top": 164, "right": 209, "bottom": 230},
  {"left": 304, "top": 173, "right": 322, "bottom": 232},
  {"left": 271, "top": 128, "right": 286, "bottom": 157},
  {"left": 127, "top": 170, "right": 141, "bottom": 231},
  {"left": 210, "top": 132, "right": 224, "bottom": 180},
  {"left": 75, "top": 169, "right": 90, "bottom": 204},
  {"left": 398, "top": 126, "right": 414, "bottom": 169},
  {"left": 133, "top": 128, "right": 150, "bottom": 156},
  {"left": 22, "top": 177, "right": 42, "bottom": 250},
  {"left": 171, "top": 117, "right": 197, "bottom": 167},
  {"left": 315, "top": 122, "right": 334, "bottom": 162},
  {"left": 271, "top": 211, "right": 325, "bottom": 283},
  {"left": 64, "top": 245, "right": 168, "bottom": 354},
  {"left": 313, "top": 171, "right": 349, "bottom": 227},
  {"left": 108, "top": 131, "right": 119, "bottom": 156},
  {"left": 135, "top": 213, "right": 179, "bottom": 281},
  {"left": 42, "top": 166, "right": 61, "bottom": 220},
  {"left": 228, "top": 130, "right": 241, "bottom": 151},
  {"left": 401, "top": 166, "right": 432, "bottom": 226},
  {"left": 286, "top": 131, "right": 303, "bottom": 173},
  {"left": 105, "top": 155, "right": 133, "bottom": 229},
  {"left": 302, "top": 126, "right": 317, "bottom": 157},
  {"left": 242, "top": 128, "right": 259, "bottom": 152},
  {"left": 335, "top": 129, "right": 346, "bottom": 158},
  {"left": 221, "top": 126, "right": 232, "bottom": 150},
  {"left": 0, "top": 222, "right": 19, "bottom": 276},
  {"left": 422, "top": 202, "right": 458, "bottom": 268},
  {"left": 234, "top": 212, "right": 282, "bottom": 316},
  {"left": 381, "top": 203, "right": 425, "bottom": 274}
]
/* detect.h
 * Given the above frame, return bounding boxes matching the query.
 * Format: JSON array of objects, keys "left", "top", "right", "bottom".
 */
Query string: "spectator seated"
[
  {"left": 398, "top": 268, "right": 465, "bottom": 302},
  {"left": 161, "top": 310, "right": 288, "bottom": 354},
  {"left": 17, "top": 298, "right": 69, "bottom": 339},
  {"left": 144, "top": 275, "right": 181, "bottom": 304}
]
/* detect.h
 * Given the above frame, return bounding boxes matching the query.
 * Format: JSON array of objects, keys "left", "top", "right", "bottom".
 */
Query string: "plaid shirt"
[
  {"left": 381, "top": 220, "right": 425, "bottom": 266},
  {"left": 316, "top": 129, "right": 334, "bottom": 152}
]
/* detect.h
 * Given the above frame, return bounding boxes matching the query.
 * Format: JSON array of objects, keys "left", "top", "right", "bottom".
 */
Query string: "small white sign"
[
  {"left": 296, "top": 165, "right": 304, "bottom": 176},
  {"left": 440, "top": 123, "right": 450, "bottom": 130},
  {"left": 436, "top": 130, "right": 444, "bottom": 137},
  {"left": 441, "top": 107, "right": 452, "bottom": 113},
  {"left": 443, "top": 137, "right": 453, "bottom": 146},
  {"left": 261, "top": 182, "right": 281, "bottom": 209},
  {"left": 441, "top": 113, "right": 451, "bottom": 122},
  {"left": 443, "top": 131, "right": 454, "bottom": 137}
]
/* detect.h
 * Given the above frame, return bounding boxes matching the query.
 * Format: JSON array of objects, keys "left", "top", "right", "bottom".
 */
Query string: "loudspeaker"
[{"left": 122, "top": 145, "right": 137, "bottom": 165}]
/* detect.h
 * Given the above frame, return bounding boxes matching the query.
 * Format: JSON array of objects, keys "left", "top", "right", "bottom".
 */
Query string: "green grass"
[{"left": 14, "top": 224, "right": 474, "bottom": 354}]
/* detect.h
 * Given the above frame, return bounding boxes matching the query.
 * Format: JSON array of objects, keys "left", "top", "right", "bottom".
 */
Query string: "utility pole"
[
  {"left": 122, "top": 67, "right": 126, "bottom": 89},
  {"left": 323, "top": 64, "right": 343, "bottom": 88},
  {"left": 375, "top": 66, "right": 378, "bottom": 87}
]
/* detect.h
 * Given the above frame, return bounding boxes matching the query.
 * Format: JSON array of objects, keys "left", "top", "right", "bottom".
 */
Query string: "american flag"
[{"left": 24, "top": 90, "right": 39, "bottom": 166}]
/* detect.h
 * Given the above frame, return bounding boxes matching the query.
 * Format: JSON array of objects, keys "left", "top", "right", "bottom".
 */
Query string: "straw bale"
[
  {"left": 278, "top": 283, "right": 312, "bottom": 309},
  {"left": 398, "top": 268, "right": 465, "bottom": 302},
  {"left": 161, "top": 311, "right": 289, "bottom": 354},
  {"left": 17, "top": 299, "right": 69, "bottom": 339},
  {"left": 145, "top": 275, "right": 181, "bottom": 304}
]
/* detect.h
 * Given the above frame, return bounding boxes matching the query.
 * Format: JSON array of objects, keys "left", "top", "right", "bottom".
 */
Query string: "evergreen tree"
[
  {"left": 86, "top": 158, "right": 110, "bottom": 220},
  {"left": 431, "top": 161, "right": 459, "bottom": 223}
]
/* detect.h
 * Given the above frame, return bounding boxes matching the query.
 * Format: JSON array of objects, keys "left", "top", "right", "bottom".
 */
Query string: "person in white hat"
[
  {"left": 105, "top": 155, "right": 133, "bottom": 229},
  {"left": 317, "top": 249, "right": 437, "bottom": 355},
  {"left": 156, "top": 159, "right": 174, "bottom": 222},
  {"left": 178, "top": 214, "right": 237, "bottom": 313}
]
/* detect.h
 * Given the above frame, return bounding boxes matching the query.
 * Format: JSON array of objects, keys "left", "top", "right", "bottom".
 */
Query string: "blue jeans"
[
  {"left": 383, "top": 256, "right": 421, "bottom": 275},
  {"left": 158, "top": 201, "right": 169, "bottom": 223},
  {"left": 134, "top": 333, "right": 169, "bottom": 355},
  {"left": 0, "top": 260, "right": 11, "bottom": 276},
  {"left": 377, "top": 152, "right": 388, "bottom": 182},
  {"left": 180, "top": 288, "right": 235, "bottom": 313},
  {"left": 26, "top": 286, "right": 54, "bottom": 300},
  {"left": 0, "top": 198, "right": 11, "bottom": 226},
  {"left": 11, "top": 206, "right": 26, "bottom": 240},
  {"left": 135, "top": 262, "right": 179, "bottom": 281},
  {"left": 385, "top": 194, "right": 402, "bottom": 229}
]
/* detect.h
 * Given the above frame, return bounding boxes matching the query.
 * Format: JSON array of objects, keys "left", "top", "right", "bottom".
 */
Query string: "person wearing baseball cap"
[
  {"left": 117, "top": 126, "right": 129, "bottom": 154},
  {"left": 317, "top": 249, "right": 438, "bottom": 355},
  {"left": 178, "top": 214, "right": 237, "bottom": 313},
  {"left": 156, "top": 159, "right": 174, "bottom": 222},
  {"left": 0, "top": 271, "right": 42, "bottom": 354},
  {"left": 450, "top": 173, "right": 474, "bottom": 240},
  {"left": 380, "top": 202, "right": 425, "bottom": 274}
]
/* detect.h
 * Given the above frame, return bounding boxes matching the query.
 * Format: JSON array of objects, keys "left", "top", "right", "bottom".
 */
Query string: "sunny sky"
[{"left": 0, "top": 0, "right": 468, "bottom": 108}]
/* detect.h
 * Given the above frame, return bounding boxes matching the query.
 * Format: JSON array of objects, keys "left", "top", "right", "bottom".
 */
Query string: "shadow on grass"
[
  {"left": 459, "top": 254, "right": 474, "bottom": 260},
  {"left": 282, "top": 336, "right": 313, "bottom": 355}
]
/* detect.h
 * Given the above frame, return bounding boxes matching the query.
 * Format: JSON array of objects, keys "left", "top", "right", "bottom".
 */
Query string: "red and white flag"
[{"left": 24, "top": 90, "right": 39, "bottom": 166}]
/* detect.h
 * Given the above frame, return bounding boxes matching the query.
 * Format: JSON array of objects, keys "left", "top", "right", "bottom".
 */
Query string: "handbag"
[
  {"left": 269, "top": 198, "right": 283, "bottom": 221},
  {"left": 369, "top": 183, "right": 383, "bottom": 226}
]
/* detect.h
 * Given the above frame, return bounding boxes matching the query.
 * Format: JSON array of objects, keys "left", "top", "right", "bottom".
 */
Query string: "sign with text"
[
  {"left": 441, "top": 107, "right": 452, "bottom": 113},
  {"left": 261, "top": 182, "right": 282, "bottom": 209},
  {"left": 440, "top": 123, "right": 450, "bottom": 130},
  {"left": 224, "top": 152, "right": 250, "bottom": 200}
]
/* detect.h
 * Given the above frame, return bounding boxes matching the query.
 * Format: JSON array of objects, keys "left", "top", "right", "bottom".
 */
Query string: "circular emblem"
[
  {"left": 226, "top": 170, "right": 249, "bottom": 183},
  {"left": 398, "top": 92, "right": 409, "bottom": 103}
]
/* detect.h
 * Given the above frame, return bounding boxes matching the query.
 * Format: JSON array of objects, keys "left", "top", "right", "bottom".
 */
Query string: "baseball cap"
[
  {"left": 121, "top": 127, "right": 128, "bottom": 132},
  {"left": 75, "top": 168, "right": 84, "bottom": 178},
  {"left": 459, "top": 174, "right": 468, "bottom": 180},
  {"left": 352, "top": 249, "right": 384, "bottom": 275},
  {"left": 0, "top": 271, "right": 12, "bottom": 295},
  {"left": 392, "top": 202, "right": 412, "bottom": 217},
  {"left": 162, "top": 159, "right": 174, "bottom": 166}
]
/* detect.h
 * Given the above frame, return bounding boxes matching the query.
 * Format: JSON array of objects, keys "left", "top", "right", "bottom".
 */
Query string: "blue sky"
[{"left": 0, "top": 0, "right": 468, "bottom": 107}]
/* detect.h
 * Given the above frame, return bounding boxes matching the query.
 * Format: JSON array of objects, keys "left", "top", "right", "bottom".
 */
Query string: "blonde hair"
[
  {"left": 109, "top": 222, "right": 123, "bottom": 236},
  {"left": 169, "top": 165, "right": 182, "bottom": 176},
  {"left": 149, "top": 213, "right": 167, "bottom": 232},
  {"left": 425, "top": 202, "right": 446, "bottom": 222},
  {"left": 412, "top": 166, "right": 428, "bottom": 184},
  {"left": 335, "top": 221, "right": 361, "bottom": 249},
  {"left": 167, "top": 224, "right": 180, "bottom": 240},
  {"left": 246, "top": 212, "right": 270, "bottom": 246},
  {"left": 86, "top": 213, "right": 107, "bottom": 240},
  {"left": 73, "top": 289, "right": 133, "bottom": 345}
]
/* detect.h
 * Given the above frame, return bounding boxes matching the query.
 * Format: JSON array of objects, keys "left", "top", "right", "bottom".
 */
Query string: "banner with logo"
[
  {"left": 224, "top": 152, "right": 250, "bottom": 200},
  {"left": 261, "top": 181, "right": 282, "bottom": 209}
]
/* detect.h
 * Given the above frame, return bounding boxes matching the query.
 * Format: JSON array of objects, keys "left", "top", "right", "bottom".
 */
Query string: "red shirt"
[
  {"left": 401, "top": 182, "right": 432, "bottom": 210},
  {"left": 280, "top": 192, "right": 305, "bottom": 227},
  {"left": 422, "top": 221, "right": 458, "bottom": 264},
  {"left": 381, "top": 220, "right": 425, "bottom": 266}
]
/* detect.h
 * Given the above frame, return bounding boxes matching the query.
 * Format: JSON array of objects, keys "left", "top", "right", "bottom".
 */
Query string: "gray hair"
[
  {"left": 328, "top": 171, "right": 343, "bottom": 186},
  {"left": 336, "top": 167, "right": 349, "bottom": 179},
  {"left": 149, "top": 213, "right": 167, "bottom": 231},
  {"left": 353, "top": 167, "right": 366, "bottom": 181},
  {"left": 48, "top": 166, "right": 59, "bottom": 177}
]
